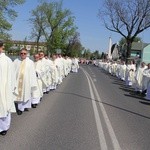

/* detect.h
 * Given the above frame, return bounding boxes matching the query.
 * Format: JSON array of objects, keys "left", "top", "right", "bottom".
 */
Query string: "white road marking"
[
  {"left": 82, "top": 68, "right": 108, "bottom": 150},
  {"left": 93, "top": 75, "right": 96, "bottom": 78},
  {"left": 93, "top": 78, "right": 97, "bottom": 82},
  {"left": 82, "top": 67, "right": 121, "bottom": 150}
]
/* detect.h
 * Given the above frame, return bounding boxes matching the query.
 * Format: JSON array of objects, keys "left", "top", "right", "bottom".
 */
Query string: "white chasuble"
[
  {"left": 14, "top": 57, "right": 38, "bottom": 102},
  {"left": 0, "top": 53, "right": 16, "bottom": 118}
]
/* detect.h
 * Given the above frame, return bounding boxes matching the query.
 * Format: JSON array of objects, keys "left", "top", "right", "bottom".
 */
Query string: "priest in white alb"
[
  {"left": 39, "top": 51, "right": 50, "bottom": 94},
  {"left": 13, "top": 48, "right": 38, "bottom": 115},
  {"left": 71, "top": 57, "right": 79, "bottom": 73},
  {"left": 142, "top": 63, "right": 150, "bottom": 99},
  {"left": 0, "top": 41, "right": 16, "bottom": 135},
  {"left": 133, "top": 62, "right": 147, "bottom": 93},
  {"left": 31, "top": 54, "right": 43, "bottom": 108},
  {"left": 125, "top": 60, "right": 136, "bottom": 86}
]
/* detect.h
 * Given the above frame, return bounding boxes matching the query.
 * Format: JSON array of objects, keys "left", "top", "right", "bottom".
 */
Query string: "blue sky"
[{"left": 10, "top": 0, "right": 150, "bottom": 53}]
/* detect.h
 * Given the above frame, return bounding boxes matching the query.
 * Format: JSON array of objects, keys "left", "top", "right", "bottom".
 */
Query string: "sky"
[{"left": 9, "top": 0, "right": 150, "bottom": 53}]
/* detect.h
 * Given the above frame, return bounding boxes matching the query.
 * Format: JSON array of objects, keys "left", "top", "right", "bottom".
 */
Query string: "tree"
[
  {"left": 119, "top": 37, "right": 142, "bottom": 46},
  {"left": 0, "top": 0, "right": 25, "bottom": 39},
  {"left": 99, "top": 0, "right": 150, "bottom": 60},
  {"left": 91, "top": 50, "right": 101, "bottom": 59},
  {"left": 4, "top": 40, "right": 14, "bottom": 54},
  {"left": 65, "top": 32, "right": 83, "bottom": 57},
  {"left": 30, "top": 1, "right": 77, "bottom": 55},
  {"left": 29, "top": 5, "right": 45, "bottom": 53},
  {"left": 83, "top": 49, "right": 91, "bottom": 59}
]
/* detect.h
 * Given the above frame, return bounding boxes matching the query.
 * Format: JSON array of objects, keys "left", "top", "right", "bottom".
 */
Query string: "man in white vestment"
[
  {"left": 65, "top": 56, "right": 72, "bottom": 75},
  {"left": 71, "top": 57, "right": 79, "bottom": 73},
  {"left": 120, "top": 61, "right": 127, "bottom": 81},
  {"left": 67, "top": 56, "right": 73, "bottom": 74},
  {"left": 111, "top": 61, "right": 117, "bottom": 76},
  {"left": 58, "top": 54, "right": 66, "bottom": 79},
  {"left": 133, "top": 62, "right": 147, "bottom": 93},
  {"left": 125, "top": 60, "right": 136, "bottom": 86},
  {"left": 45, "top": 55, "right": 57, "bottom": 90},
  {"left": 14, "top": 48, "right": 38, "bottom": 115},
  {"left": 116, "top": 62, "right": 121, "bottom": 79},
  {"left": 31, "top": 54, "right": 43, "bottom": 108},
  {"left": 39, "top": 51, "right": 50, "bottom": 94},
  {"left": 142, "top": 63, "right": 150, "bottom": 99},
  {"left": 51, "top": 54, "right": 59, "bottom": 89},
  {"left": 55, "top": 54, "right": 63, "bottom": 84},
  {"left": 0, "top": 41, "right": 16, "bottom": 135}
]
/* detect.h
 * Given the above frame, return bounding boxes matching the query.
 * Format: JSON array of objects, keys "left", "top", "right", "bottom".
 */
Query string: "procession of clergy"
[
  {"left": 99, "top": 59, "right": 150, "bottom": 100},
  {"left": 0, "top": 41, "right": 79, "bottom": 136}
]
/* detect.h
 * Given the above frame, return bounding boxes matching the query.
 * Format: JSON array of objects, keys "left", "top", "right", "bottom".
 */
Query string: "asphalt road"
[{"left": 1, "top": 64, "right": 150, "bottom": 150}]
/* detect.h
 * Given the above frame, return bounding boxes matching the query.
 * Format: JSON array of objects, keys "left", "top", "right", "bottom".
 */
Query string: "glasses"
[{"left": 20, "top": 53, "right": 27, "bottom": 55}]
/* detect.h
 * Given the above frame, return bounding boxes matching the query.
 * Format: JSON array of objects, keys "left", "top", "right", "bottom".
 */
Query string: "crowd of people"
[
  {"left": 0, "top": 40, "right": 79, "bottom": 136},
  {"left": 99, "top": 59, "right": 150, "bottom": 100}
]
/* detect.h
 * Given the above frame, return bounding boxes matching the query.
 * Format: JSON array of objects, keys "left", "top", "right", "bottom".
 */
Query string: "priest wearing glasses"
[{"left": 13, "top": 48, "right": 38, "bottom": 115}]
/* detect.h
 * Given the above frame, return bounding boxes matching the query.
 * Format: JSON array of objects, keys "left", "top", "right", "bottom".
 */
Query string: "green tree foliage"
[
  {"left": 30, "top": 1, "right": 78, "bottom": 55},
  {"left": 91, "top": 50, "right": 101, "bottom": 60},
  {"left": 29, "top": 4, "right": 46, "bottom": 53},
  {"left": 83, "top": 49, "right": 91, "bottom": 59},
  {"left": 0, "top": 0, "right": 25, "bottom": 39},
  {"left": 65, "top": 32, "right": 83, "bottom": 57},
  {"left": 99, "top": 0, "right": 150, "bottom": 60},
  {"left": 119, "top": 37, "right": 142, "bottom": 46},
  {"left": 4, "top": 40, "right": 13, "bottom": 54}
]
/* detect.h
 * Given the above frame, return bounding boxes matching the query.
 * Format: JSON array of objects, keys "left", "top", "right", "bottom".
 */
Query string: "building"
[
  {"left": 10, "top": 40, "right": 47, "bottom": 54},
  {"left": 120, "top": 42, "right": 149, "bottom": 62},
  {"left": 141, "top": 44, "right": 150, "bottom": 64}
]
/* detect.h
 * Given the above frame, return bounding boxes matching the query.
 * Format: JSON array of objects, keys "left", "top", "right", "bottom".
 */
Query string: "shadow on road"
[
  {"left": 55, "top": 90, "right": 150, "bottom": 120},
  {"left": 139, "top": 101, "right": 150, "bottom": 105},
  {"left": 101, "top": 70, "right": 148, "bottom": 104},
  {"left": 124, "top": 93, "right": 146, "bottom": 101},
  {"left": 54, "top": 91, "right": 99, "bottom": 102},
  {"left": 101, "top": 101, "right": 150, "bottom": 120}
]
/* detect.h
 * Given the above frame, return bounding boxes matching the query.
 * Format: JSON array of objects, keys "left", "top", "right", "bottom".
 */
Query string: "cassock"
[
  {"left": 40, "top": 58, "right": 51, "bottom": 93},
  {"left": 55, "top": 57, "right": 63, "bottom": 84},
  {"left": 125, "top": 64, "right": 136, "bottom": 86},
  {"left": 52, "top": 59, "right": 59, "bottom": 89},
  {"left": 14, "top": 57, "right": 38, "bottom": 112},
  {"left": 142, "top": 68, "right": 150, "bottom": 100},
  {"left": 0, "top": 53, "right": 16, "bottom": 132},
  {"left": 71, "top": 58, "right": 79, "bottom": 73},
  {"left": 133, "top": 66, "right": 147, "bottom": 92},
  {"left": 31, "top": 60, "right": 44, "bottom": 105},
  {"left": 120, "top": 63, "right": 127, "bottom": 81}
]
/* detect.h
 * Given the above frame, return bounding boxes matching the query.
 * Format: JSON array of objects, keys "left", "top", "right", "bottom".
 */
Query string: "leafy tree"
[
  {"left": 4, "top": 40, "right": 13, "bottom": 54},
  {"left": 29, "top": 48, "right": 34, "bottom": 56},
  {"left": 101, "top": 52, "right": 107, "bottom": 60},
  {"left": 0, "top": 0, "right": 25, "bottom": 39},
  {"left": 30, "top": 1, "right": 77, "bottom": 55},
  {"left": 99, "top": 0, "right": 150, "bottom": 60},
  {"left": 91, "top": 50, "right": 101, "bottom": 59},
  {"left": 83, "top": 49, "right": 91, "bottom": 59},
  {"left": 119, "top": 37, "right": 142, "bottom": 46},
  {"left": 65, "top": 32, "right": 83, "bottom": 57},
  {"left": 29, "top": 4, "right": 46, "bottom": 53}
]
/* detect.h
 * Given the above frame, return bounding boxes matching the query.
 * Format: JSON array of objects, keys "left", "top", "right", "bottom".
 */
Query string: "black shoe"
[
  {"left": 17, "top": 110, "right": 22, "bottom": 115},
  {"left": 0, "top": 130, "right": 7, "bottom": 136},
  {"left": 24, "top": 108, "right": 29, "bottom": 111},
  {"left": 32, "top": 104, "right": 37, "bottom": 108},
  {"left": 46, "top": 91, "right": 49, "bottom": 94},
  {"left": 135, "top": 91, "right": 140, "bottom": 94}
]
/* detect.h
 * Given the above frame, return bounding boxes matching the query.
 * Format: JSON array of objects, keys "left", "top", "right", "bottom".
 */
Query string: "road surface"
[{"left": 1, "top": 64, "right": 150, "bottom": 150}]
